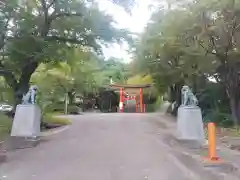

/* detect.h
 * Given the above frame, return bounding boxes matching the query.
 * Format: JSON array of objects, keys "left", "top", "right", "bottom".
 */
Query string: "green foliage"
[
  {"left": 51, "top": 103, "right": 65, "bottom": 113},
  {"left": 197, "top": 82, "right": 230, "bottom": 116},
  {"left": 154, "top": 96, "right": 162, "bottom": 111},
  {"left": 43, "top": 114, "right": 71, "bottom": 125},
  {"left": 0, "top": 113, "right": 12, "bottom": 140},
  {"left": 0, "top": 77, "right": 14, "bottom": 104},
  {"left": 127, "top": 74, "right": 152, "bottom": 85},
  {"left": 203, "top": 110, "right": 234, "bottom": 128},
  {"left": 132, "top": 0, "right": 240, "bottom": 125},
  {"left": 145, "top": 96, "right": 162, "bottom": 112},
  {"left": 67, "top": 105, "right": 80, "bottom": 114},
  {"left": 0, "top": 0, "right": 133, "bottom": 106},
  {"left": 94, "top": 58, "right": 131, "bottom": 86},
  {"left": 30, "top": 46, "right": 113, "bottom": 116}
]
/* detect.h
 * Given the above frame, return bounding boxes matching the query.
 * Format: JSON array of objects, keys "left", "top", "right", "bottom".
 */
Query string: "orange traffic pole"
[
  {"left": 140, "top": 88, "right": 143, "bottom": 113},
  {"left": 207, "top": 122, "right": 220, "bottom": 161}
]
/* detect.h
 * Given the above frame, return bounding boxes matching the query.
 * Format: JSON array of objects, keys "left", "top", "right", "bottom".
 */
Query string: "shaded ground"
[{"left": 0, "top": 113, "right": 236, "bottom": 180}]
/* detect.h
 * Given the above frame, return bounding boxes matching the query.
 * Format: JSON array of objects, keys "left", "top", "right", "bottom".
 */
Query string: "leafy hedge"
[
  {"left": 203, "top": 110, "right": 233, "bottom": 127},
  {"left": 68, "top": 105, "right": 80, "bottom": 114},
  {"left": 45, "top": 103, "right": 80, "bottom": 114},
  {"left": 43, "top": 114, "right": 72, "bottom": 125},
  {"left": 145, "top": 95, "right": 162, "bottom": 112}
]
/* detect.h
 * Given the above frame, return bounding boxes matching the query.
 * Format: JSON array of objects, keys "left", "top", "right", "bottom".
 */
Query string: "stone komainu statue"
[
  {"left": 181, "top": 85, "right": 198, "bottom": 106},
  {"left": 22, "top": 85, "right": 38, "bottom": 104}
]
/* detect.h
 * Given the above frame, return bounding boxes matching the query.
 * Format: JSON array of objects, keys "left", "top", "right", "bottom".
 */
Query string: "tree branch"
[
  {"left": 0, "top": 63, "right": 17, "bottom": 91},
  {"left": 45, "top": 35, "right": 86, "bottom": 44},
  {"left": 198, "top": 41, "right": 217, "bottom": 56},
  {"left": 56, "top": 78, "right": 68, "bottom": 92},
  {"left": 47, "top": 0, "right": 56, "bottom": 9},
  {"left": 49, "top": 12, "right": 83, "bottom": 22},
  {"left": 45, "top": 35, "right": 102, "bottom": 53},
  {"left": 18, "top": 61, "right": 39, "bottom": 87},
  {"left": 225, "top": 15, "right": 237, "bottom": 55},
  {"left": 0, "top": 12, "right": 12, "bottom": 50},
  {"left": 40, "top": 0, "right": 47, "bottom": 10},
  {"left": 40, "top": 0, "right": 51, "bottom": 37}
]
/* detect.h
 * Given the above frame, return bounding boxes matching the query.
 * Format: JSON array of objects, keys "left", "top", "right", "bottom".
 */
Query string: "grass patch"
[
  {"left": 216, "top": 127, "right": 240, "bottom": 137},
  {"left": 46, "top": 111, "right": 65, "bottom": 117},
  {"left": 204, "top": 125, "right": 240, "bottom": 140},
  {"left": 0, "top": 112, "right": 71, "bottom": 139},
  {"left": 0, "top": 113, "right": 12, "bottom": 140},
  {"left": 43, "top": 114, "right": 72, "bottom": 125}
]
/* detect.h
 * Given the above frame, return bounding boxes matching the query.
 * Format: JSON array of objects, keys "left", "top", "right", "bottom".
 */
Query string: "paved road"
[{"left": 0, "top": 113, "right": 207, "bottom": 180}]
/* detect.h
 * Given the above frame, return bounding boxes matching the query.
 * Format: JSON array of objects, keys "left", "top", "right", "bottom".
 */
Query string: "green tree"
[
  {"left": 0, "top": 0, "right": 132, "bottom": 106},
  {"left": 31, "top": 47, "right": 100, "bottom": 105},
  {"left": 133, "top": 0, "right": 240, "bottom": 124},
  {"left": 134, "top": 9, "right": 211, "bottom": 110},
  {"left": 187, "top": 0, "right": 240, "bottom": 124}
]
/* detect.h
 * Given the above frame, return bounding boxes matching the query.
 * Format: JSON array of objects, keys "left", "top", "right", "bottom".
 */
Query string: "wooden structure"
[{"left": 109, "top": 83, "right": 152, "bottom": 113}]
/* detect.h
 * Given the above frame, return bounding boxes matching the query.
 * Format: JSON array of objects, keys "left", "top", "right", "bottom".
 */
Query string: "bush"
[
  {"left": 146, "top": 104, "right": 155, "bottom": 112},
  {"left": 68, "top": 105, "right": 80, "bottom": 114},
  {"left": 0, "top": 113, "right": 12, "bottom": 140},
  {"left": 47, "top": 103, "right": 80, "bottom": 114},
  {"left": 203, "top": 110, "right": 233, "bottom": 127},
  {"left": 145, "top": 95, "right": 162, "bottom": 112},
  {"left": 51, "top": 103, "right": 65, "bottom": 113},
  {"left": 43, "top": 114, "right": 72, "bottom": 125}
]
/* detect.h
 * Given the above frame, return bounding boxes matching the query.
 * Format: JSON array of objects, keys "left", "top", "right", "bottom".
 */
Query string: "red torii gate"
[{"left": 109, "top": 83, "right": 152, "bottom": 113}]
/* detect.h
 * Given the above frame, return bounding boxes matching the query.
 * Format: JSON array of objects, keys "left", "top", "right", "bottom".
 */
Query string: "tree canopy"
[
  {"left": 0, "top": 0, "right": 133, "bottom": 106},
  {"left": 133, "top": 0, "right": 240, "bottom": 125}
]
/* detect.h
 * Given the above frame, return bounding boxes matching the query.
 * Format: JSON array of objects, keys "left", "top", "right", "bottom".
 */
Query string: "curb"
[{"left": 41, "top": 125, "right": 70, "bottom": 137}]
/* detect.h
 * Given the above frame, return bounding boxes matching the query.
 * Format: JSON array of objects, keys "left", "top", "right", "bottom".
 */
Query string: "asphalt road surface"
[{"left": 0, "top": 113, "right": 207, "bottom": 180}]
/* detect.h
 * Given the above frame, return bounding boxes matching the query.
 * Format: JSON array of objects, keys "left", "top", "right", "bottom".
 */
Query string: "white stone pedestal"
[
  {"left": 11, "top": 104, "right": 41, "bottom": 137},
  {"left": 7, "top": 105, "right": 41, "bottom": 150},
  {"left": 177, "top": 106, "right": 205, "bottom": 144}
]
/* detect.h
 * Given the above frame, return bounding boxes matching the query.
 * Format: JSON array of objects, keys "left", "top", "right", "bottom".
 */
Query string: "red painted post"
[
  {"left": 119, "top": 88, "right": 124, "bottom": 112},
  {"left": 140, "top": 88, "right": 143, "bottom": 113},
  {"left": 136, "top": 98, "right": 138, "bottom": 113}
]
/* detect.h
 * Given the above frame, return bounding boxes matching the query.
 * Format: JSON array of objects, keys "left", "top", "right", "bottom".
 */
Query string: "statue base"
[
  {"left": 177, "top": 106, "right": 205, "bottom": 145},
  {"left": 11, "top": 104, "right": 41, "bottom": 137},
  {"left": 10, "top": 104, "right": 41, "bottom": 149},
  {"left": 4, "top": 136, "right": 40, "bottom": 151}
]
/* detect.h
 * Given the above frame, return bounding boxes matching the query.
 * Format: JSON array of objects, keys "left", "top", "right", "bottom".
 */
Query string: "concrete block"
[
  {"left": 11, "top": 104, "right": 41, "bottom": 137},
  {"left": 177, "top": 106, "right": 205, "bottom": 144}
]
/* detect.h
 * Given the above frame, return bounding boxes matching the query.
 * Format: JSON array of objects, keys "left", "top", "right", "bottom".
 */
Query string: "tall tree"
[
  {"left": 133, "top": 0, "right": 240, "bottom": 123},
  {"left": 183, "top": 0, "right": 240, "bottom": 124},
  {"left": 31, "top": 47, "right": 101, "bottom": 104},
  {"left": 0, "top": 0, "right": 132, "bottom": 106}
]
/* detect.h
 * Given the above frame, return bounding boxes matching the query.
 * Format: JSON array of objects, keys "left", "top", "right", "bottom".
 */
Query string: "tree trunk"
[
  {"left": 221, "top": 64, "right": 240, "bottom": 125},
  {"left": 229, "top": 94, "right": 240, "bottom": 125},
  {"left": 68, "top": 91, "right": 75, "bottom": 105},
  {"left": 4, "top": 62, "right": 38, "bottom": 109},
  {"left": 14, "top": 81, "right": 30, "bottom": 108},
  {"left": 225, "top": 69, "right": 240, "bottom": 125},
  {"left": 169, "top": 82, "right": 183, "bottom": 116}
]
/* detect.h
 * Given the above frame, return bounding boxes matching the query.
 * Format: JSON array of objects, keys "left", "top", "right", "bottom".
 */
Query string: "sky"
[{"left": 97, "top": 0, "right": 156, "bottom": 63}]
